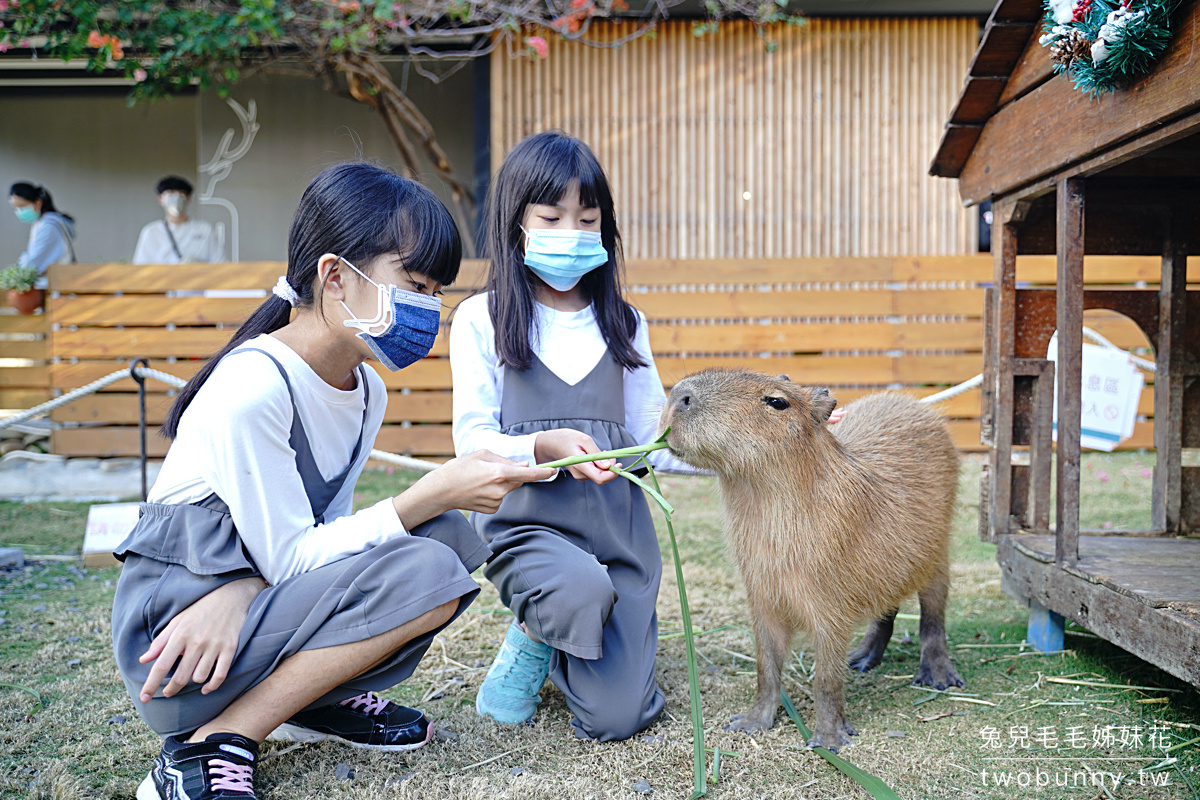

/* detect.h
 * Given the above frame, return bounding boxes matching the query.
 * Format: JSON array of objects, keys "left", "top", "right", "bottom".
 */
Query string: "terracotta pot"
[{"left": 6, "top": 288, "right": 45, "bottom": 315}]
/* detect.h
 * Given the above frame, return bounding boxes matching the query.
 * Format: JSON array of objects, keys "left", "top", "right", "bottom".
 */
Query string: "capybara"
[{"left": 659, "top": 368, "right": 962, "bottom": 751}]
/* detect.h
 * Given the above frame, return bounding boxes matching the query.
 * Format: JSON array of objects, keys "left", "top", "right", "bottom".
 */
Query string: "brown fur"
[{"left": 660, "top": 368, "right": 963, "bottom": 751}]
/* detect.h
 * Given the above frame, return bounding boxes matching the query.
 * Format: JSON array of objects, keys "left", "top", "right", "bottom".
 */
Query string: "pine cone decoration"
[{"left": 1051, "top": 29, "right": 1093, "bottom": 66}]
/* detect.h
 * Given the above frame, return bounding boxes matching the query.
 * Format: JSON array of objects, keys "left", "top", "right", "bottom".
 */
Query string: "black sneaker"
[
  {"left": 266, "top": 691, "right": 432, "bottom": 751},
  {"left": 136, "top": 732, "right": 258, "bottom": 800}
]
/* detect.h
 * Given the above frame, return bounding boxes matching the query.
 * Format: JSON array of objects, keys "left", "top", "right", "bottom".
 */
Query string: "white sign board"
[
  {"left": 82, "top": 502, "right": 141, "bottom": 567},
  {"left": 1048, "top": 333, "right": 1145, "bottom": 452}
]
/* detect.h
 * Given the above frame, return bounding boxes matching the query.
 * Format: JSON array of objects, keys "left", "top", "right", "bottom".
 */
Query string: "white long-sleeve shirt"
[
  {"left": 148, "top": 334, "right": 405, "bottom": 585},
  {"left": 132, "top": 218, "right": 224, "bottom": 264},
  {"left": 449, "top": 292, "right": 691, "bottom": 472}
]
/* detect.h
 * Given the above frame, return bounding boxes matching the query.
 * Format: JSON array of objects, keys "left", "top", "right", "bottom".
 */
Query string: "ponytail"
[
  {"left": 159, "top": 297, "right": 293, "bottom": 438},
  {"left": 9, "top": 182, "right": 73, "bottom": 222}
]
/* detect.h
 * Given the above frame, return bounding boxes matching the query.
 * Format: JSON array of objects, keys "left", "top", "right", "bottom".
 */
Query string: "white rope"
[
  {"left": 1082, "top": 326, "right": 1157, "bottom": 372},
  {"left": 918, "top": 325, "right": 1156, "bottom": 406},
  {"left": 367, "top": 449, "right": 440, "bottom": 472},
  {"left": 919, "top": 373, "right": 983, "bottom": 405}
]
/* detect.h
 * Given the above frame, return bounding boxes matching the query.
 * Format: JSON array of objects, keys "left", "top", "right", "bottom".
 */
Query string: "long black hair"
[
  {"left": 482, "top": 131, "right": 645, "bottom": 372},
  {"left": 161, "top": 161, "right": 462, "bottom": 438},
  {"left": 9, "top": 182, "right": 74, "bottom": 222}
]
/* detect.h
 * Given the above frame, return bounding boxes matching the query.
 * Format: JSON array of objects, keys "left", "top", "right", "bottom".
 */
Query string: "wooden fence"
[{"left": 2, "top": 255, "right": 1196, "bottom": 460}]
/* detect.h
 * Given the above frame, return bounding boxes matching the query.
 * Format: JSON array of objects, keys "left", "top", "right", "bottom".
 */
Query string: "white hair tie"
[{"left": 272, "top": 275, "right": 299, "bottom": 307}]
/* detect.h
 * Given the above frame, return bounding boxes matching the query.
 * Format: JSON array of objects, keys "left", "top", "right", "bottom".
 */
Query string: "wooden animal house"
[{"left": 931, "top": 0, "right": 1200, "bottom": 684}]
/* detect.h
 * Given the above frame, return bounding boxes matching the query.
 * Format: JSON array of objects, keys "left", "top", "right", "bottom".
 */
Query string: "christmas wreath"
[{"left": 1039, "top": 0, "right": 1180, "bottom": 95}]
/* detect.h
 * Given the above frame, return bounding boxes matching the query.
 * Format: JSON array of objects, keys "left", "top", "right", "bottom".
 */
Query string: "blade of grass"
[
  {"left": 780, "top": 690, "right": 902, "bottom": 800},
  {"left": 643, "top": 465, "right": 707, "bottom": 799},
  {"left": 555, "top": 435, "right": 706, "bottom": 798},
  {"left": 0, "top": 682, "right": 42, "bottom": 702}
]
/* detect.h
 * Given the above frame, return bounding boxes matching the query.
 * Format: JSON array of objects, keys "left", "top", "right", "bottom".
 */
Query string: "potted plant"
[{"left": 0, "top": 264, "right": 43, "bottom": 314}]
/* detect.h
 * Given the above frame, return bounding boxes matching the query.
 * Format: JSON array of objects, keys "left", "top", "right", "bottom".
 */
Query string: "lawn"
[{"left": 2, "top": 451, "right": 1198, "bottom": 799}]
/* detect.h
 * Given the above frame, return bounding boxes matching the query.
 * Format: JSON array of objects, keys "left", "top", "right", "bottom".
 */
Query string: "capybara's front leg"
[
  {"left": 726, "top": 610, "right": 789, "bottom": 734},
  {"left": 914, "top": 563, "right": 964, "bottom": 690},
  {"left": 808, "top": 627, "right": 856, "bottom": 752},
  {"left": 847, "top": 608, "right": 898, "bottom": 672}
]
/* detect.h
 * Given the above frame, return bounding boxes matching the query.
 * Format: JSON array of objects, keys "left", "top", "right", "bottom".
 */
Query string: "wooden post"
[
  {"left": 1055, "top": 178, "right": 1084, "bottom": 565},
  {"left": 1027, "top": 597, "right": 1065, "bottom": 653},
  {"left": 1154, "top": 205, "right": 1188, "bottom": 534},
  {"left": 985, "top": 205, "right": 1019, "bottom": 541}
]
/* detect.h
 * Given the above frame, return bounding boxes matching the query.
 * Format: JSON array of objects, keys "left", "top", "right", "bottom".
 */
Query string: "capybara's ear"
[
  {"left": 776, "top": 374, "right": 791, "bottom": 382},
  {"left": 810, "top": 387, "right": 837, "bottom": 423}
]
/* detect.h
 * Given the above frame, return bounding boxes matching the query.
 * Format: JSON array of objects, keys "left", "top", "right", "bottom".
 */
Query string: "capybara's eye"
[{"left": 763, "top": 396, "right": 790, "bottom": 410}]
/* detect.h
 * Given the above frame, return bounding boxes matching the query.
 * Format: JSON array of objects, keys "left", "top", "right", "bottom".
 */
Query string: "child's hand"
[
  {"left": 396, "top": 450, "right": 556, "bottom": 526},
  {"left": 137, "top": 576, "right": 267, "bottom": 702},
  {"left": 534, "top": 428, "right": 622, "bottom": 485},
  {"left": 827, "top": 408, "right": 847, "bottom": 425}
]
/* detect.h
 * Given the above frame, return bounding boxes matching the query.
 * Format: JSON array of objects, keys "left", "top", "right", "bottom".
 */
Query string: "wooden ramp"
[{"left": 998, "top": 534, "right": 1200, "bottom": 687}]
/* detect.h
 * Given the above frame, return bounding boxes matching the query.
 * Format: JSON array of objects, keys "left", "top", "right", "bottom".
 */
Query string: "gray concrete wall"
[{"left": 0, "top": 63, "right": 477, "bottom": 266}]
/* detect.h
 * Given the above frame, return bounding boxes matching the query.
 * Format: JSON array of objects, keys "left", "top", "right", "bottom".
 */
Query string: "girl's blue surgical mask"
[
  {"left": 337, "top": 256, "right": 442, "bottom": 372},
  {"left": 521, "top": 226, "right": 608, "bottom": 292},
  {"left": 14, "top": 206, "right": 39, "bottom": 225}
]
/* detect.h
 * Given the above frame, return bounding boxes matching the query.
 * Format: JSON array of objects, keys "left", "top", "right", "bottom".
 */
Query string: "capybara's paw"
[
  {"left": 914, "top": 659, "right": 964, "bottom": 691},
  {"left": 846, "top": 645, "right": 883, "bottom": 673},
  {"left": 806, "top": 724, "right": 856, "bottom": 753},
  {"left": 725, "top": 712, "right": 774, "bottom": 735}
]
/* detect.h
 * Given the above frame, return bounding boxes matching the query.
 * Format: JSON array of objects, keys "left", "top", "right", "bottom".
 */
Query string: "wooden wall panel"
[
  {"left": 37, "top": 257, "right": 1181, "bottom": 459},
  {"left": 492, "top": 18, "right": 981, "bottom": 259}
]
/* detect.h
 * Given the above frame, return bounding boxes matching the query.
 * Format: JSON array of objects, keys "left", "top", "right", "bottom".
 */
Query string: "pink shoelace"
[
  {"left": 209, "top": 759, "right": 254, "bottom": 794},
  {"left": 339, "top": 691, "right": 390, "bottom": 716}
]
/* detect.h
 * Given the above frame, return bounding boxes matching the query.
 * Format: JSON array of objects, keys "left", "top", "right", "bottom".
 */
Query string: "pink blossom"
[
  {"left": 0, "top": 42, "right": 8, "bottom": 53},
  {"left": 386, "top": 466, "right": 395, "bottom": 475},
  {"left": 1101, "top": 521, "right": 1113, "bottom": 529},
  {"left": 0, "top": 1, "right": 9, "bottom": 11},
  {"left": 1141, "top": 467, "right": 1152, "bottom": 478},
  {"left": 1096, "top": 470, "right": 1109, "bottom": 483},
  {"left": 132, "top": 67, "right": 148, "bottom": 82},
  {"left": 525, "top": 35, "right": 548, "bottom": 59}
]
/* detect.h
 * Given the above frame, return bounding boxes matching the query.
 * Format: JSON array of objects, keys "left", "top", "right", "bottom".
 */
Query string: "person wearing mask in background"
[
  {"left": 8, "top": 182, "right": 77, "bottom": 290},
  {"left": 132, "top": 176, "right": 224, "bottom": 265}
]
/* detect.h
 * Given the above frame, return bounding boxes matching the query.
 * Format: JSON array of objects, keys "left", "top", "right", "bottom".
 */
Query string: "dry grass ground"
[{"left": 2, "top": 452, "right": 1198, "bottom": 799}]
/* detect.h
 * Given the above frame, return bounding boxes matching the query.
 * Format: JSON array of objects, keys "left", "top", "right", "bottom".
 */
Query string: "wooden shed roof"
[
  {"left": 930, "top": 0, "right": 1200, "bottom": 207},
  {"left": 929, "top": 0, "right": 1044, "bottom": 181}
]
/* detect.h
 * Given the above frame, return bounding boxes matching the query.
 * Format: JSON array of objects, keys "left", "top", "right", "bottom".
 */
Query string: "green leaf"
[{"left": 780, "top": 690, "right": 902, "bottom": 800}]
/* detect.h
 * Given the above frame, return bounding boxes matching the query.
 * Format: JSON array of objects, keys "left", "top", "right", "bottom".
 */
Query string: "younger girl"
[
  {"left": 9, "top": 181, "right": 76, "bottom": 289},
  {"left": 112, "top": 162, "right": 553, "bottom": 800},
  {"left": 451, "top": 131, "right": 689, "bottom": 742}
]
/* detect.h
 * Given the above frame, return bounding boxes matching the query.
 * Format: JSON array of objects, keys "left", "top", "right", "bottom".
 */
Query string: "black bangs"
[
  {"left": 391, "top": 179, "right": 463, "bottom": 286},
  {"left": 525, "top": 137, "right": 610, "bottom": 212}
]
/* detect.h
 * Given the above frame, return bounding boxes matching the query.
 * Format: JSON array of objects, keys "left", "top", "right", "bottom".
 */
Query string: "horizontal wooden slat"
[
  {"left": 50, "top": 296, "right": 264, "bottom": 327},
  {"left": 646, "top": 321, "right": 986, "bottom": 354},
  {"left": 52, "top": 427, "right": 172, "bottom": 458},
  {"left": 53, "top": 328, "right": 237, "bottom": 359},
  {"left": 374, "top": 424, "right": 455, "bottom": 456},
  {"left": 0, "top": 389, "right": 51, "bottom": 409},
  {"left": 633, "top": 290, "right": 895, "bottom": 319},
  {"left": 0, "top": 313, "right": 51, "bottom": 334},
  {"left": 0, "top": 366, "right": 50, "bottom": 388},
  {"left": 0, "top": 339, "right": 50, "bottom": 360}
]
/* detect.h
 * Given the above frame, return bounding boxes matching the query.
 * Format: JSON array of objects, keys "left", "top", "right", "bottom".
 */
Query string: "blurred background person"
[
  {"left": 9, "top": 181, "right": 76, "bottom": 289},
  {"left": 133, "top": 176, "right": 224, "bottom": 264}
]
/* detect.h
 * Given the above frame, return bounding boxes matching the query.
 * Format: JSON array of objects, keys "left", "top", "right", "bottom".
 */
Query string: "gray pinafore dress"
[
  {"left": 112, "top": 348, "right": 488, "bottom": 738},
  {"left": 471, "top": 351, "right": 666, "bottom": 741}
]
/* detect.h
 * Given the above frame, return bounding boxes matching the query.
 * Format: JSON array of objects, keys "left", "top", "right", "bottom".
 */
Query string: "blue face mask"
[
  {"left": 337, "top": 257, "right": 442, "bottom": 372},
  {"left": 14, "top": 206, "right": 39, "bottom": 224},
  {"left": 521, "top": 227, "right": 608, "bottom": 292}
]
